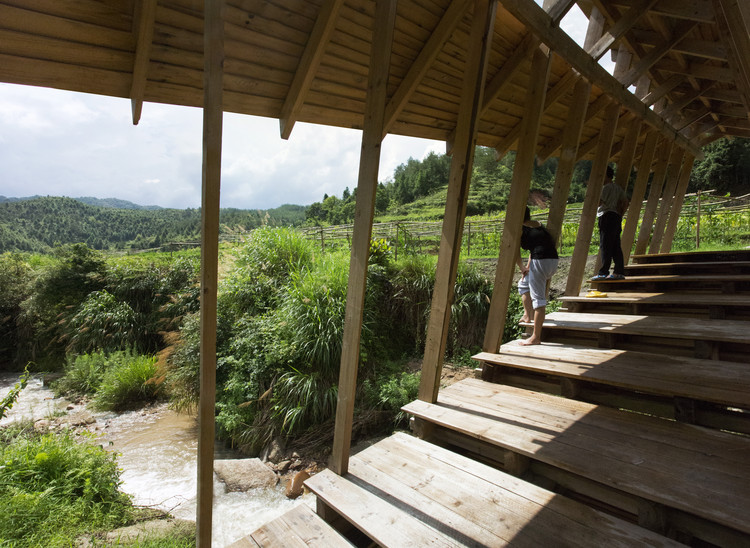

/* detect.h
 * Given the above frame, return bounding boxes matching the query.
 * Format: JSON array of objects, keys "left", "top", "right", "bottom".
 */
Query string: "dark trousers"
[{"left": 597, "top": 211, "right": 624, "bottom": 276}]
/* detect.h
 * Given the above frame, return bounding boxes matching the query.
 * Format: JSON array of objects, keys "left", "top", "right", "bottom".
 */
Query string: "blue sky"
[{"left": 0, "top": 4, "right": 592, "bottom": 211}]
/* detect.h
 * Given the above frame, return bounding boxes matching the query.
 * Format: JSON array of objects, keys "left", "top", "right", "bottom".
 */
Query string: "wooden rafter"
[
  {"left": 714, "top": 0, "right": 750, "bottom": 114},
  {"left": 608, "top": 0, "right": 714, "bottom": 23},
  {"left": 497, "top": 0, "right": 703, "bottom": 158},
  {"left": 130, "top": 0, "right": 157, "bottom": 125},
  {"left": 587, "top": 0, "right": 659, "bottom": 61},
  {"left": 661, "top": 81, "right": 717, "bottom": 120},
  {"left": 383, "top": 0, "right": 471, "bottom": 137},
  {"left": 278, "top": 0, "right": 345, "bottom": 139}
]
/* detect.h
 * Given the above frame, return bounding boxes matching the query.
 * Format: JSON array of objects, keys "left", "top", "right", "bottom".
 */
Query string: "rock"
[
  {"left": 214, "top": 458, "right": 278, "bottom": 491},
  {"left": 33, "top": 419, "right": 51, "bottom": 432},
  {"left": 285, "top": 470, "right": 310, "bottom": 499},
  {"left": 276, "top": 460, "right": 292, "bottom": 473},
  {"left": 75, "top": 518, "right": 195, "bottom": 548},
  {"left": 260, "top": 437, "right": 285, "bottom": 463}
]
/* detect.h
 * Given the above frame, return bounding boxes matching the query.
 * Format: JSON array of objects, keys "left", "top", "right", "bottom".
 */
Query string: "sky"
[{"left": 0, "top": 4, "right": 591, "bottom": 211}]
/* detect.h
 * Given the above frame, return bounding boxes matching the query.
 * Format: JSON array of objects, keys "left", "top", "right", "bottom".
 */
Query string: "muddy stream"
[{"left": 1, "top": 373, "right": 315, "bottom": 547}]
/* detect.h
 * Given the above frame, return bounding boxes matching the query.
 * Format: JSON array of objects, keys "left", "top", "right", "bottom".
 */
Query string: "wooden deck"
[{"left": 241, "top": 251, "right": 749, "bottom": 547}]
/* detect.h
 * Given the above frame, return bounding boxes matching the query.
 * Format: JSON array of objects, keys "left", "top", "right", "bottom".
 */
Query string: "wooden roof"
[{"left": 1, "top": 0, "right": 749, "bottom": 161}]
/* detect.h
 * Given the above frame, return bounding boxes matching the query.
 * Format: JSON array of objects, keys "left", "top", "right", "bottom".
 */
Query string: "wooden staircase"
[{"left": 233, "top": 251, "right": 749, "bottom": 547}]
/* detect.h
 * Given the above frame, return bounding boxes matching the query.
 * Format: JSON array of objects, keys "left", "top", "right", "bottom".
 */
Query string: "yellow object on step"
[{"left": 585, "top": 290, "right": 608, "bottom": 298}]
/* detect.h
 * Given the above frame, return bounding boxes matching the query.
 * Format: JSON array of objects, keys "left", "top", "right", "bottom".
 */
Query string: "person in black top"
[{"left": 516, "top": 207, "right": 559, "bottom": 345}]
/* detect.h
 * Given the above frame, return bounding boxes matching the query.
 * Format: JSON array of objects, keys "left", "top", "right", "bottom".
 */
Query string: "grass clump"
[{"left": 0, "top": 428, "right": 134, "bottom": 547}]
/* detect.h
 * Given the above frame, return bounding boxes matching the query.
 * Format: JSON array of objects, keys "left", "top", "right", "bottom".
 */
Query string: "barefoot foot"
[{"left": 518, "top": 338, "right": 541, "bottom": 346}]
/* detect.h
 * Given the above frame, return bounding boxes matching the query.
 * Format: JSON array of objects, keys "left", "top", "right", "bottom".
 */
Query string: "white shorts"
[{"left": 518, "top": 258, "right": 559, "bottom": 309}]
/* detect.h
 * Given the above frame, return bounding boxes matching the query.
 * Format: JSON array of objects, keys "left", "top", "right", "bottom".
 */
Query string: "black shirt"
[{"left": 521, "top": 224, "right": 558, "bottom": 260}]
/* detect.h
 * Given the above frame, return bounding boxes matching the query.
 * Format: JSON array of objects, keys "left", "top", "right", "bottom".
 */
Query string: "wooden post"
[
  {"left": 650, "top": 147, "right": 685, "bottom": 253},
  {"left": 330, "top": 0, "right": 397, "bottom": 476},
  {"left": 419, "top": 0, "right": 497, "bottom": 402},
  {"left": 564, "top": 101, "right": 620, "bottom": 296},
  {"left": 394, "top": 222, "right": 399, "bottom": 261},
  {"left": 661, "top": 155, "right": 696, "bottom": 252},
  {"left": 696, "top": 190, "right": 701, "bottom": 248},
  {"left": 482, "top": 45, "right": 551, "bottom": 354},
  {"left": 546, "top": 76, "right": 591, "bottom": 245},
  {"left": 634, "top": 139, "right": 673, "bottom": 255},
  {"left": 467, "top": 222, "right": 471, "bottom": 257},
  {"left": 196, "top": 0, "right": 223, "bottom": 546},
  {"left": 622, "top": 131, "right": 659, "bottom": 263}
]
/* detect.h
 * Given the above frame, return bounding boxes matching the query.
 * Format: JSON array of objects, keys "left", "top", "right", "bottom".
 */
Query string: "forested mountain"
[{"left": 0, "top": 196, "right": 306, "bottom": 253}]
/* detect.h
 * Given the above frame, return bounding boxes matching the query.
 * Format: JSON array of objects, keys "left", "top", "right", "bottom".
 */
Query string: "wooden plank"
[
  {"left": 130, "top": 0, "right": 157, "bottom": 125},
  {"left": 560, "top": 291, "right": 750, "bottom": 306},
  {"left": 197, "top": 1, "right": 223, "bottom": 546},
  {"left": 632, "top": 249, "right": 750, "bottom": 263},
  {"left": 541, "top": 311, "right": 750, "bottom": 344},
  {"left": 474, "top": 343, "right": 750, "bottom": 407},
  {"left": 330, "top": 0, "right": 396, "bottom": 476},
  {"left": 305, "top": 469, "right": 459, "bottom": 546},
  {"left": 350, "top": 433, "right": 683, "bottom": 548},
  {"left": 649, "top": 147, "right": 685, "bottom": 254},
  {"left": 420, "top": 0, "right": 497, "bottom": 402},
  {"left": 634, "top": 138, "right": 673, "bottom": 255},
  {"left": 660, "top": 155, "right": 696, "bottom": 253}
]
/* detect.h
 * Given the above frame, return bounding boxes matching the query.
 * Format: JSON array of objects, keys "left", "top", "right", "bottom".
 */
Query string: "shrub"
[
  {"left": 0, "top": 429, "right": 133, "bottom": 547},
  {"left": 55, "top": 352, "right": 109, "bottom": 398},
  {"left": 93, "top": 351, "right": 160, "bottom": 411},
  {"left": 65, "top": 290, "right": 138, "bottom": 354}
]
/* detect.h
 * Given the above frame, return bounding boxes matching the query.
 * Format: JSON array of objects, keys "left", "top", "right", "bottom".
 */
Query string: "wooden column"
[
  {"left": 197, "top": 0, "right": 223, "bottom": 546},
  {"left": 622, "top": 130, "right": 659, "bottom": 263},
  {"left": 419, "top": 0, "right": 497, "bottom": 402},
  {"left": 564, "top": 101, "right": 620, "bottom": 296},
  {"left": 661, "top": 154, "right": 696, "bottom": 252},
  {"left": 634, "top": 139, "right": 673, "bottom": 256},
  {"left": 330, "top": 0, "right": 396, "bottom": 476},
  {"left": 546, "top": 76, "right": 590, "bottom": 244},
  {"left": 482, "top": 45, "right": 551, "bottom": 354},
  {"left": 650, "top": 147, "right": 685, "bottom": 254}
]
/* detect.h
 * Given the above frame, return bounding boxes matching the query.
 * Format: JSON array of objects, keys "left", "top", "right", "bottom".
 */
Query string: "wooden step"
[
  {"left": 587, "top": 273, "right": 750, "bottom": 293},
  {"left": 631, "top": 249, "right": 750, "bottom": 264},
  {"left": 304, "top": 432, "right": 684, "bottom": 547},
  {"left": 402, "top": 379, "right": 750, "bottom": 544},
  {"left": 229, "top": 503, "right": 353, "bottom": 547},
  {"left": 474, "top": 342, "right": 750, "bottom": 409},
  {"left": 534, "top": 311, "right": 750, "bottom": 361},
  {"left": 559, "top": 292, "right": 750, "bottom": 320},
  {"left": 625, "top": 260, "right": 750, "bottom": 276}
]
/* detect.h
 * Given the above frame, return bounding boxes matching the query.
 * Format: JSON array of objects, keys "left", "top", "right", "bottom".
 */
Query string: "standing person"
[
  {"left": 517, "top": 207, "right": 559, "bottom": 346},
  {"left": 591, "top": 165, "right": 628, "bottom": 281}
]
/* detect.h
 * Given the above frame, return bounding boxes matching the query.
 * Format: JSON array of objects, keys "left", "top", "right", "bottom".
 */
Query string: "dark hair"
[
  {"left": 524, "top": 206, "right": 531, "bottom": 222},
  {"left": 606, "top": 165, "right": 615, "bottom": 179}
]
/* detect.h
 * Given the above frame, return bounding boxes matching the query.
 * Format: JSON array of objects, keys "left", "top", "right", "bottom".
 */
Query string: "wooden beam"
[
  {"left": 279, "top": 0, "right": 345, "bottom": 139},
  {"left": 546, "top": 76, "right": 591, "bottom": 244},
  {"left": 714, "top": 0, "right": 750, "bottom": 113},
  {"left": 383, "top": 0, "right": 471, "bottom": 137},
  {"left": 497, "top": 0, "right": 703, "bottom": 159},
  {"left": 420, "top": 0, "right": 497, "bottom": 402},
  {"left": 661, "top": 82, "right": 718, "bottom": 121},
  {"left": 622, "top": 130, "right": 659, "bottom": 263},
  {"left": 634, "top": 138, "right": 673, "bottom": 255},
  {"left": 130, "top": 0, "right": 157, "bottom": 125},
  {"left": 196, "top": 0, "right": 223, "bottom": 545},
  {"left": 618, "top": 19, "right": 699, "bottom": 88},
  {"left": 483, "top": 45, "right": 551, "bottom": 353},
  {"left": 565, "top": 101, "right": 620, "bottom": 296},
  {"left": 649, "top": 147, "right": 686, "bottom": 253},
  {"left": 615, "top": 111, "right": 642, "bottom": 190},
  {"left": 587, "top": 0, "right": 659, "bottom": 61},
  {"left": 331, "top": 0, "right": 397, "bottom": 476},
  {"left": 538, "top": 92, "right": 610, "bottom": 162},
  {"left": 661, "top": 154, "right": 696, "bottom": 252},
  {"left": 546, "top": 0, "right": 577, "bottom": 24},
  {"left": 655, "top": 59, "right": 735, "bottom": 83}
]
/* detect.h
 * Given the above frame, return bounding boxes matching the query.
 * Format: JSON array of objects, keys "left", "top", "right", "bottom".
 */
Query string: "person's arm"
[{"left": 517, "top": 249, "right": 529, "bottom": 277}]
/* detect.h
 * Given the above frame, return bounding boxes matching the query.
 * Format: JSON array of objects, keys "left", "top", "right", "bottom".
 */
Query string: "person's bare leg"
[
  {"left": 519, "top": 307, "right": 545, "bottom": 345},
  {"left": 520, "top": 292, "right": 533, "bottom": 324}
]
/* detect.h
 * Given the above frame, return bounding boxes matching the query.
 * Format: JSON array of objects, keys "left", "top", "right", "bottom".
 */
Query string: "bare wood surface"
[
  {"left": 241, "top": 504, "right": 352, "bottom": 548},
  {"left": 560, "top": 291, "right": 750, "bottom": 306},
  {"left": 541, "top": 311, "right": 750, "bottom": 344},
  {"left": 403, "top": 379, "right": 750, "bottom": 534},
  {"left": 474, "top": 342, "right": 750, "bottom": 407},
  {"left": 306, "top": 432, "right": 684, "bottom": 547}
]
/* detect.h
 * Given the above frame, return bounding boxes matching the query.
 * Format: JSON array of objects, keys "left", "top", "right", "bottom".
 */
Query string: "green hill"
[{"left": 0, "top": 196, "right": 306, "bottom": 253}]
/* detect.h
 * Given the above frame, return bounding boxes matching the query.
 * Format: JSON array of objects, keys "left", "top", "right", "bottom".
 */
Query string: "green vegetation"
[{"left": 0, "top": 425, "right": 133, "bottom": 547}]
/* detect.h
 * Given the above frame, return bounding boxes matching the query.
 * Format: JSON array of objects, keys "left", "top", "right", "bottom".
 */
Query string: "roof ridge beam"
[{"left": 497, "top": 0, "right": 703, "bottom": 158}]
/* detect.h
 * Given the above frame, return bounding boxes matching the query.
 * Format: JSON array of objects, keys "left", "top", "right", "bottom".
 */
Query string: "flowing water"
[{"left": 1, "top": 373, "right": 315, "bottom": 547}]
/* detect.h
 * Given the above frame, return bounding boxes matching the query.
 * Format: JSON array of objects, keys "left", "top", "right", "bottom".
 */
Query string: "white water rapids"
[{"left": 1, "top": 373, "right": 315, "bottom": 547}]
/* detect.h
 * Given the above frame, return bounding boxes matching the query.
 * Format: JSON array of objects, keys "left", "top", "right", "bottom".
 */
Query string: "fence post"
[
  {"left": 320, "top": 228, "right": 325, "bottom": 252},
  {"left": 395, "top": 223, "right": 399, "bottom": 261},
  {"left": 696, "top": 190, "right": 701, "bottom": 249},
  {"left": 467, "top": 222, "right": 471, "bottom": 257}
]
